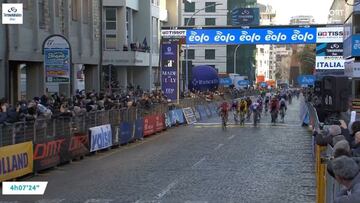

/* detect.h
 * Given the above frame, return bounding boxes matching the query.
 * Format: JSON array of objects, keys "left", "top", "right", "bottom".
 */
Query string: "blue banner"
[
  {"left": 298, "top": 75, "right": 316, "bottom": 86},
  {"left": 209, "top": 103, "right": 218, "bottom": 116},
  {"left": 164, "top": 113, "right": 172, "bottom": 128},
  {"left": 134, "top": 119, "right": 144, "bottom": 140},
  {"left": 186, "top": 28, "right": 317, "bottom": 45},
  {"left": 169, "top": 109, "right": 185, "bottom": 126},
  {"left": 161, "top": 43, "right": 178, "bottom": 101},
  {"left": 238, "top": 80, "right": 250, "bottom": 86},
  {"left": 119, "top": 122, "right": 134, "bottom": 145},
  {"left": 260, "top": 82, "right": 267, "bottom": 88},
  {"left": 196, "top": 105, "right": 208, "bottom": 120},
  {"left": 193, "top": 107, "right": 201, "bottom": 120},
  {"left": 219, "top": 77, "right": 232, "bottom": 86},
  {"left": 89, "top": 124, "right": 112, "bottom": 152},
  {"left": 353, "top": 35, "right": 360, "bottom": 56}
]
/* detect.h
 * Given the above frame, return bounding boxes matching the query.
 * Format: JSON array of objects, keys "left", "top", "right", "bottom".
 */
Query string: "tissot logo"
[{"left": 2, "top": 3, "right": 23, "bottom": 24}]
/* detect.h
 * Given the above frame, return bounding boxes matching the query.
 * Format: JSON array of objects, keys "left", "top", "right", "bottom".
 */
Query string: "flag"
[{"left": 143, "top": 37, "right": 148, "bottom": 47}]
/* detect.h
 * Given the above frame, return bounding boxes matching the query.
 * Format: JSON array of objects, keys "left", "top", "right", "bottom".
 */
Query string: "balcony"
[{"left": 103, "top": 50, "right": 150, "bottom": 66}]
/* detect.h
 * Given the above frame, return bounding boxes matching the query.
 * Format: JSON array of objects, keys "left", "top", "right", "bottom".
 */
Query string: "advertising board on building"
[
  {"left": 0, "top": 141, "right": 33, "bottom": 181},
  {"left": 316, "top": 43, "right": 343, "bottom": 56},
  {"left": 161, "top": 30, "right": 187, "bottom": 38},
  {"left": 161, "top": 43, "right": 179, "bottom": 102},
  {"left": 316, "top": 56, "right": 345, "bottom": 70},
  {"left": 316, "top": 27, "right": 344, "bottom": 43},
  {"left": 231, "top": 8, "right": 260, "bottom": 26},
  {"left": 89, "top": 124, "right": 112, "bottom": 152},
  {"left": 43, "top": 35, "right": 71, "bottom": 83}
]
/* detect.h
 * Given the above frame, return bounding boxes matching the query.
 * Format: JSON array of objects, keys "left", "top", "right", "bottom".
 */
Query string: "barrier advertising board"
[
  {"left": 0, "top": 141, "right": 33, "bottom": 182},
  {"left": 89, "top": 124, "right": 112, "bottom": 152},
  {"left": 169, "top": 109, "right": 185, "bottom": 126},
  {"left": 119, "top": 122, "right": 134, "bottom": 145},
  {"left": 182, "top": 107, "right": 197, "bottom": 124},
  {"left": 155, "top": 115, "right": 165, "bottom": 132},
  {"left": 34, "top": 138, "right": 66, "bottom": 171},
  {"left": 144, "top": 115, "right": 156, "bottom": 137},
  {"left": 66, "top": 133, "right": 89, "bottom": 159},
  {"left": 134, "top": 119, "right": 144, "bottom": 139}
]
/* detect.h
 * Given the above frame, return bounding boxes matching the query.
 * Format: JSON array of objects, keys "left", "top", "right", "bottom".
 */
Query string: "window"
[
  {"left": 105, "top": 8, "right": 116, "bottom": 30},
  {"left": 72, "top": 0, "right": 81, "bottom": 21},
  {"left": 38, "top": 0, "right": 45, "bottom": 29},
  {"left": 185, "top": 49, "right": 195, "bottom": 59},
  {"left": 260, "top": 48, "right": 264, "bottom": 54},
  {"left": 126, "top": 8, "right": 133, "bottom": 45},
  {"left": 184, "top": 18, "right": 195, "bottom": 26},
  {"left": 184, "top": 1, "right": 195, "bottom": 12},
  {"left": 83, "top": 0, "right": 89, "bottom": 24},
  {"left": 105, "top": 34, "right": 117, "bottom": 50},
  {"left": 205, "top": 2, "right": 216, "bottom": 13},
  {"left": 205, "top": 18, "right": 216, "bottom": 26},
  {"left": 205, "top": 49, "right": 215, "bottom": 60}
]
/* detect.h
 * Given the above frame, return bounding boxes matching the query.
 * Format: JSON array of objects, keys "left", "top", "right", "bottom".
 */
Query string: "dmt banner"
[
  {"left": 0, "top": 141, "right": 33, "bottom": 182},
  {"left": 89, "top": 124, "right": 112, "bottom": 152},
  {"left": 186, "top": 28, "right": 317, "bottom": 45}
]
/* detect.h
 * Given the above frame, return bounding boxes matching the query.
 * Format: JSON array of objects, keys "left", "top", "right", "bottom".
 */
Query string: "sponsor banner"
[
  {"left": 316, "top": 56, "right": 345, "bottom": 70},
  {"left": 161, "top": 43, "right": 178, "bottom": 101},
  {"left": 192, "top": 107, "right": 201, "bottom": 121},
  {"left": 353, "top": 35, "right": 360, "bottom": 56},
  {"left": 155, "top": 115, "right": 165, "bottom": 132},
  {"left": 134, "top": 119, "right": 144, "bottom": 139},
  {"left": 209, "top": 103, "right": 218, "bottom": 116},
  {"left": 33, "top": 138, "right": 66, "bottom": 171},
  {"left": 119, "top": 122, "right": 134, "bottom": 145},
  {"left": 186, "top": 28, "right": 317, "bottom": 45},
  {"left": 260, "top": 82, "right": 267, "bottom": 88},
  {"left": 316, "top": 27, "right": 344, "bottom": 43},
  {"left": 298, "top": 75, "right": 316, "bottom": 86},
  {"left": 0, "top": 141, "right": 33, "bottom": 182},
  {"left": 196, "top": 105, "right": 208, "bottom": 120},
  {"left": 182, "top": 108, "right": 197, "bottom": 124},
  {"left": 316, "top": 43, "right": 343, "bottom": 56},
  {"left": 161, "top": 30, "right": 186, "bottom": 38},
  {"left": 169, "top": 109, "right": 185, "bottom": 126},
  {"left": 66, "top": 133, "right": 89, "bottom": 159},
  {"left": 219, "top": 77, "right": 232, "bottom": 86},
  {"left": 344, "top": 61, "right": 360, "bottom": 78},
  {"left": 164, "top": 113, "right": 172, "bottom": 128},
  {"left": 205, "top": 105, "right": 212, "bottom": 117},
  {"left": 89, "top": 124, "right": 112, "bottom": 152},
  {"left": 231, "top": 8, "right": 260, "bottom": 26},
  {"left": 144, "top": 115, "right": 156, "bottom": 137}
]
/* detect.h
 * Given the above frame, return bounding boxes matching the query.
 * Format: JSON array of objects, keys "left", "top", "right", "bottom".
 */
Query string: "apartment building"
[
  {"left": 0, "top": 0, "right": 101, "bottom": 102},
  {"left": 180, "top": 0, "right": 228, "bottom": 74}
]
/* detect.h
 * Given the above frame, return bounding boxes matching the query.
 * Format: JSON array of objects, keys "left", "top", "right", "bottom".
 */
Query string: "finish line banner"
[{"left": 186, "top": 28, "right": 317, "bottom": 45}]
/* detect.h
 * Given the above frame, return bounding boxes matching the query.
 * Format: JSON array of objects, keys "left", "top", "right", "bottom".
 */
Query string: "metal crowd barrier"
[{"left": 306, "top": 102, "right": 342, "bottom": 203}]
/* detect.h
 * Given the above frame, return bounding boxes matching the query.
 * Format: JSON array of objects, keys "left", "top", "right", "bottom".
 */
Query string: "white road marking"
[
  {"left": 228, "top": 135, "right": 236, "bottom": 140},
  {"left": 192, "top": 157, "right": 206, "bottom": 168},
  {"left": 84, "top": 199, "right": 113, "bottom": 203},
  {"left": 214, "top": 144, "right": 224, "bottom": 150},
  {"left": 156, "top": 180, "right": 178, "bottom": 199},
  {"left": 35, "top": 199, "right": 65, "bottom": 203}
]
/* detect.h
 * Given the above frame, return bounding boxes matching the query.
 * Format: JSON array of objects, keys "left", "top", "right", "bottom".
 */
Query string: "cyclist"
[
  {"left": 257, "top": 96, "right": 263, "bottom": 117},
  {"left": 246, "top": 97, "right": 252, "bottom": 121},
  {"left": 270, "top": 96, "right": 279, "bottom": 124},
  {"left": 218, "top": 101, "right": 230, "bottom": 128},
  {"left": 264, "top": 95, "right": 270, "bottom": 115},
  {"left": 238, "top": 98, "right": 247, "bottom": 126},
  {"left": 250, "top": 100, "right": 260, "bottom": 126},
  {"left": 279, "top": 97, "right": 287, "bottom": 122}
]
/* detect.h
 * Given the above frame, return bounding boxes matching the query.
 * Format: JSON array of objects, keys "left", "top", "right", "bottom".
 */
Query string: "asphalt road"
[{"left": 1, "top": 97, "right": 315, "bottom": 203}]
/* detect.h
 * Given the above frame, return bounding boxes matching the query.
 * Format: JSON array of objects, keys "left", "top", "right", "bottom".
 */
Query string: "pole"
[
  {"left": 184, "top": 3, "right": 222, "bottom": 91},
  {"left": 234, "top": 44, "right": 240, "bottom": 74},
  {"left": 108, "top": 64, "right": 112, "bottom": 94}
]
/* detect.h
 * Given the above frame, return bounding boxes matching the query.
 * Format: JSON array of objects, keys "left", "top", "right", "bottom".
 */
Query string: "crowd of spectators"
[
  {"left": 0, "top": 86, "right": 169, "bottom": 124},
  {"left": 313, "top": 120, "right": 360, "bottom": 202}
]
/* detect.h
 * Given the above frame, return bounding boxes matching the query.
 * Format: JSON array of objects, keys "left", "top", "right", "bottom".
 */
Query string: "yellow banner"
[{"left": 0, "top": 141, "right": 33, "bottom": 182}]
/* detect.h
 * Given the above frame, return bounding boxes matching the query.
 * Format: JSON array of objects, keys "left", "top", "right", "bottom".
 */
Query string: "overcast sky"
[{"left": 257, "top": 0, "right": 334, "bottom": 25}]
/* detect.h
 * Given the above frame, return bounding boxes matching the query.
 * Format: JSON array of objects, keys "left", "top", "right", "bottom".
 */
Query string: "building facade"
[
  {"left": 180, "top": 0, "right": 228, "bottom": 74},
  {"left": 255, "top": 4, "right": 276, "bottom": 81},
  {"left": 0, "top": 0, "right": 101, "bottom": 102},
  {"left": 101, "top": 0, "right": 168, "bottom": 91},
  {"left": 289, "top": 15, "right": 315, "bottom": 25}
]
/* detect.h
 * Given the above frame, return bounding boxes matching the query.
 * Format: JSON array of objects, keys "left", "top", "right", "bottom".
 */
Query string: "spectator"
[
  {"left": 315, "top": 125, "right": 342, "bottom": 146},
  {"left": 333, "top": 135, "right": 347, "bottom": 146},
  {"left": 352, "top": 132, "right": 360, "bottom": 157},
  {"left": 332, "top": 156, "right": 360, "bottom": 203}
]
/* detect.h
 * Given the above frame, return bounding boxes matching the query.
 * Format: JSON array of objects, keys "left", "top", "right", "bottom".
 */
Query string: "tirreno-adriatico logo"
[{"left": 2, "top": 3, "right": 23, "bottom": 24}]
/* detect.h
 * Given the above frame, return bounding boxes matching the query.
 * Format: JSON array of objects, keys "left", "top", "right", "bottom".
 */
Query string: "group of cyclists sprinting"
[{"left": 218, "top": 90, "right": 299, "bottom": 130}]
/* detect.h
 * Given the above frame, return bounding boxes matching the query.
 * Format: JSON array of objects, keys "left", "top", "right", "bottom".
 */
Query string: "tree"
[{"left": 296, "top": 45, "right": 316, "bottom": 75}]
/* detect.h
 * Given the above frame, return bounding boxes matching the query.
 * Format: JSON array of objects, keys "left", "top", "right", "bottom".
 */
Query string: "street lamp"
[
  {"left": 184, "top": 2, "right": 223, "bottom": 91},
  {"left": 234, "top": 44, "right": 241, "bottom": 74}
]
